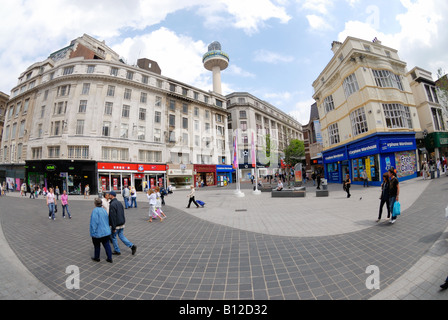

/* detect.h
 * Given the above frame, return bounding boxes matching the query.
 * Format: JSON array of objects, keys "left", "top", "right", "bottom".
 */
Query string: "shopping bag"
[{"left": 393, "top": 201, "right": 401, "bottom": 216}]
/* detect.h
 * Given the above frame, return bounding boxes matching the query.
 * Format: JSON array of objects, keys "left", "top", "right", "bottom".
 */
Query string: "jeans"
[
  {"left": 48, "top": 203, "right": 55, "bottom": 219},
  {"left": 92, "top": 236, "right": 112, "bottom": 260},
  {"left": 62, "top": 204, "right": 71, "bottom": 218},
  {"left": 130, "top": 197, "right": 137, "bottom": 208},
  {"left": 187, "top": 196, "right": 199, "bottom": 208},
  {"left": 378, "top": 198, "right": 390, "bottom": 219},
  {"left": 111, "top": 228, "right": 133, "bottom": 253},
  {"left": 124, "top": 197, "right": 130, "bottom": 209}
]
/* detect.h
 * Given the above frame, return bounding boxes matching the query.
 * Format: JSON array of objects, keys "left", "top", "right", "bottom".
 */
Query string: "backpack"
[{"left": 160, "top": 188, "right": 167, "bottom": 196}]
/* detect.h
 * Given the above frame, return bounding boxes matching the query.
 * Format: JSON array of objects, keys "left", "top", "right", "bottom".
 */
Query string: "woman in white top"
[
  {"left": 154, "top": 187, "right": 167, "bottom": 219},
  {"left": 46, "top": 187, "right": 57, "bottom": 220}
]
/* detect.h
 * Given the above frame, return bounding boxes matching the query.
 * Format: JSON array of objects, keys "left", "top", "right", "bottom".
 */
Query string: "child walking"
[
  {"left": 147, "top": 189, "right": 164, "bottom": 222},
  {"left": 155, "top": 187, "right": 167, "bottom": 219}
]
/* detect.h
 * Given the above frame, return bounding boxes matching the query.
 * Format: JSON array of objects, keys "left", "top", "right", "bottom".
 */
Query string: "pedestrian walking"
[
  {"left": 388, "top": 168, "right": 400, "bottom": 224},
  {"left": 343, "top": 174, "right": 351, "bottom": 198},
  {"left": 186, "top": 185, "right": 200, "bottom": 208},
  {"left": 316, "top": 173, "right": 322, "bottom": 190},
  {"left": 129, "top": 186, "right": 137, "bottom": 208},
  {"left": 84, "top": 184, "right": 90, "bottom": 199},
  {"left": 60, "top": 190, "right": 72, "bottom": 219},
  {"left": 159, "top": 186, "right": 167, "bottom": 205},
  {"left": 101, "top": 191, "right": 110, "bottom": 214},
  {"left": 90, "top": 198, "right": 113, "bottom": 263},
  {"left": 376, "top": 173, "right": 390, "bottom": 222},
  {"left": 422, "top": 161, "right": 428, "bottom": 180},
  {"left": 29, "top": 184, "right": 35, "bottom": 199},
  {"left": 122, "top": 185, "right": 130, "bottom": 209},
  {"left": 155, "top": 187, "right": 167, "bottom": 219},
  {"left": 362, "top": 170, "right": 369, "bottom": 187},
  {"left": 108, "top": 191, "right": 137, "bottom": 255},
  {"left": 147, "top": 189, "right": 163, "bottom": 222},
  {"left": 47, "top": 187, "right": 57, "bottom": 220}
]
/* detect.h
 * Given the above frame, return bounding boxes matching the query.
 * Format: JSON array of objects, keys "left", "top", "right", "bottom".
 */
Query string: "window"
[
  {"left": 76, "top": 120, "right": 84, "bottom": 135},
  {"left": 155, "top": 96, "right": 162, "bottom": 107},
  {"left": 383, "top": 104, "right": 413, "bottom": 129},
  {"left": 78, "top": 100, "right": 87, "bottom": 113},
  {"left": 194, "top": 107, "right": 199, "bottom": 117},
  {"left": 140, "top": 92, "right": 147, "bottom": 104},
  {"left": 182, "top": 133, "right": 189, "bottom": 145},
  {"left": 102, "top": 121, "right": 111, "bottom": 137},
  {"left": 142, "top": 75, "right": 149, "bottom": 84},
  {"left": 216, "top": 99, "right": 223, "bottom": 107},
  {"left": 11, "top": 123, "right": 17, "bottom": 139},
  {"left": 194, "top": 120, "right": 199, "bottom": 132},
  {"left": 43, "top": 90, "right": 49, "bottom": 101},
  {"left": 54, "top": 101, "right": 67, "bottom": 115},
  {"left": 169, "top": 114, "right": 175, "bottom": 127},
  {"left": 343, "top": 73, "right": 359, "bottom": 98},
  {"left": 57, "top": 85, "right": 71, "bottom": 97},
  {"left": 63, "top": 66, "right": 74, "bottom": 75},
  {"left": 156, "top": 79, "right": 163, "bottom": 88},
  {"left": 155, "top": 111, "right": 161, "bottom": 123},
  {"left": 154, "top": 129, "right": 161, "bottom": 142},
  {"left": 107, "top": 85, "right": 115, "bottom": 97},
  {"left": 102, "top": 147, "right": 129, "bottom": 161},
  {"left": 120, "top": 123, "right": 129, "bottom": 139},
  {"left": 40, "top": 106, "right": 45, "bottom": 118},
  {"left": 205, "top": 110, "right": 210, "bottom": 119},
  {"left": 8, "top": 106, "right": 14, "bottom": 119},
  {"left": 17, "top": 144, "right": 23, "bottom": 161},
  {"left": 68, "top": 146, "right": 89, "bottom": 159},
  {"left": 169, "top": 99, "right": 176, "bottom": 110},
  {"left": 138, "top": 126, "right": 145, "bottom": 141},
  {"left": 328, "top": 123, "right": 340, "bottom": 145},
  {"left": 169, "top": 131, "right": 176, "bottom": 142},
  {"left": 432, "top": 107, "right": 445, "bottom": 131},
  {"left": 182, "top": 103, "right": 188, "bottom": 114},
  {"left": 169, "top": 84, "right": 176, "bottom": 92},
  {"left": 23, "top": 99, "right": 29, "bottom": 114},
  {"left": 195, "top": 135, "right": 200, "bottom": 147},
  {"left": 373, "top": 70, "right": 403, "bottom": 91},
  {"left": 182, "top": 88, "right": 188, "bottom": 96},
  {"left": 182, "top": 117, "right": 188, "bottom": 129},
  {"left": 110, "top": 67, "right": 118, "bottom": 76},
  {"left": 323, "top": 95, "right": 335, "bottom": 113},
  {"left": 240, "top": 121, "right": 247, "bottom": 131},
  {"left": 126, "top": 71, "right": 134, "bottom": 80},
  {"left": 82, "top": 83, "right": 90, "bottom": 95},
  {"left": 15, "top": 102, "right": 21, "bottom": 116},
  {"left": 204, "top": 96, "right": 209, "bottom": 104},
  {"left": 194, "top": 92, "right": 199, "bottom": 100},
  {"left": 19, "top": 121, "right": 25, "bottom": 138},
  {"left": 52, "top": 121, "right": 61, "bottom": 136},
  {"left": 124, "top": 88, "right": 132, "bottom": 100},
  {"left": 139, "top": 108, "right": 146, "bottom": 121},
  {"left": 104, "top": 102, "right": 113, "bottom": 115},
  {"left": 37, "top": 124, "right": 43, "bottom": 138},
  {"left": 86, "top": 65, "right": 95, "bottom": 74},
  {"left": 139, "top": 150, "right": 162, "bottom": 162},
  {"left": 122, "top": 105, "right": 130, "bottom": 118},
  {"left": 425, "top": 84, "right": 440, "bottom": 104},
  {"left": 350, "top": 107, "right": 368, "bottom": 136},
  {"left": 239, "top": 110, "right": 247, "bottom": 119},
  {"left": 32, "top": 147, "right": 42, "bottom": 160},
  {"left": 48, "top": 146, "right": 60, "bottom": 158}
]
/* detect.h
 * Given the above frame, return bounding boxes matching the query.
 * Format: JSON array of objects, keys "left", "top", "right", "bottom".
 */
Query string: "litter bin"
[{"left": 322, "top": 178, "right": 328, "bottom": 190}]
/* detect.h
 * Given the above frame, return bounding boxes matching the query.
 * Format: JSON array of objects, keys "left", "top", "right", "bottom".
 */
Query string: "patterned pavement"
[{"left": 1, "top": 177, "right": 448, "bottom": 301}]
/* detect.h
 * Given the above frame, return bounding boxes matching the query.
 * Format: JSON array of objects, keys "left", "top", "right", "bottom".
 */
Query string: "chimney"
[
  {"left": 331, "top": 41, "right": 342, "bottom": 55},
  {"left": 137, "top": 58, "right": 162, "bottom": 75}
]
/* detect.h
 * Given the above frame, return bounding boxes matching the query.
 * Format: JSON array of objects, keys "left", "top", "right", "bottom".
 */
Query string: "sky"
[{"left": 1, "top": 0, "right": 448, "bottom": 125}]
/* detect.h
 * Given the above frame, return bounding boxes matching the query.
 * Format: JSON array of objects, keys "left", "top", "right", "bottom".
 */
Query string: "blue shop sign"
[
  {"left": 216, "top": 165, "right": 234, "bottom": 172},
  {"left": 323, "top": 149, "right": 346, "bottom": 162},
  {"left": 348, "top": 142, "right": 378, "bottom": 159},
  {"left": 380, "top": 138, "right": 416, "bottom": 153}
]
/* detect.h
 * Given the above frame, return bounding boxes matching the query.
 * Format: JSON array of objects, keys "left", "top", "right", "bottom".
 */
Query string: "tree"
[{"left": 283, "top": 139, "right": 305, "bottom": 168}]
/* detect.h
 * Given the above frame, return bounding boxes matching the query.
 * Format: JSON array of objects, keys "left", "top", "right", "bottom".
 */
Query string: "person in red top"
[{"left": 60, "top": 190, "right": 72, "bottom": 219}]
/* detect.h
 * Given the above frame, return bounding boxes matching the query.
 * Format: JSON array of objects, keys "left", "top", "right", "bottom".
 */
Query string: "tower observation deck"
[{"left": 203, "top": 41, "right": 229, "bottom": 95}]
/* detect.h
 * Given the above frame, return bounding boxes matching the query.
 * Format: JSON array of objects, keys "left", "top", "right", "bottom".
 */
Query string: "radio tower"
[{"left": 203, "top": 41, "right": 229, "bottom": 95}]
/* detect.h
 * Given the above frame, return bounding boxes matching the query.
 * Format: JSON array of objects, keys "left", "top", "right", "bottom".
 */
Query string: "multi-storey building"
[
  {"left": 312, "top": 37, "right": 421, "bottom": 186},
  {"left": 0, "top": 34, "right": 229, "bottom": 193},
  {"left": 303, "top": 102, "right": 323, "bottom": 175},
  {"left": 407, "top": 67, "right": 448, "bottom": 164},
  {"left": 225, "top": 92, "right": 303, "bottom": 180}
]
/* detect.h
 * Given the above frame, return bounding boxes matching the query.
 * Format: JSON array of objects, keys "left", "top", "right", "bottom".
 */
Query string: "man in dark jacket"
[{"left": 108, "top": 191, "right": 137, "bottom": 256}]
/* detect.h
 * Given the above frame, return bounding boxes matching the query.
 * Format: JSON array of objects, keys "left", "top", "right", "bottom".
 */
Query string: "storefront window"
[
  {"left": 352, "top": 155, "right": 379, "bottom": 182},
  {"left": 326, "top": 163, "right": 339, "bottom": 182}
]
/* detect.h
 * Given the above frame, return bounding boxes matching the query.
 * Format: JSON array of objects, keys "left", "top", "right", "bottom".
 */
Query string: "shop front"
[
  {"left": 424, "top": 131, "right": 448, "bottom": 161},
  {"left": 26, "top": 160, "right": 96, "bottom": 194},
  {"left": 323, "top": 133, "right": 417, "bottom": 186},
  {"left": 166, "top": 164, "right": 193, "bottom": 189},
  {"left": 97, "top": 162, "right": 166, "bottom": 193},
  {"left": 216, "top": 165, "right": 234, "bottom": 186},
  {"left": 194, "top": 164, "right": 217, "bottom": 187}
]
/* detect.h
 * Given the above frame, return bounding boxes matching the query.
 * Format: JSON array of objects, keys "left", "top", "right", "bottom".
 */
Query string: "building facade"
[
  {"left": 407, "top": 66, "right": 448, "bottom": 166},
  {"left": 0, "top": 34, "right": 229, "bottom": 193},
  {"left": 312, "top": 37, "right": 421, "bottom": 186},
  {"left": 303, "top": 103, "right": 323, "bottom": 176},
  {"left": 225, "top": 92, "right": 303, "bottom": 180}
]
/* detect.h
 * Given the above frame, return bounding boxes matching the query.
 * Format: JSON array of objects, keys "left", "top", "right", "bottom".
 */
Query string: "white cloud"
[
  {"left": 299, "top": 0, "right": 333, "bottom": 15},
  {"left": 254, "top": 49, "right": 294, "bottom": 64},
  {"left": 0, "top": 0, "right": 292, "bottom": 93},
  {"left": 288, "top": 98, "right": 316, "bottom": 125},
  {"left": 337, "top": 0, "right": 448, "bottom": 77},
  {"left": 306, "top": 14, "right": 332, "bottom": 31}
]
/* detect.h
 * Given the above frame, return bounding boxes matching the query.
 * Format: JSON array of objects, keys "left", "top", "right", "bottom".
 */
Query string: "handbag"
[{"left": 393, "top": 201, "right": 400, "bottom": 217}]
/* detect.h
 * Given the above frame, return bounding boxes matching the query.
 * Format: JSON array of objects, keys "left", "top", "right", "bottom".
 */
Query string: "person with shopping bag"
[{"left": 388, "top": 168, "right": 400, "bottom": 224}]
